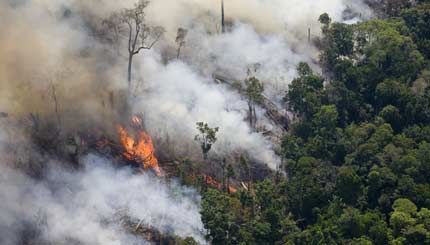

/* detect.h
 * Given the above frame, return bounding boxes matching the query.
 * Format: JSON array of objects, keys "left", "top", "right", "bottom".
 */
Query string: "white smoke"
[
  {"left": 144, "top": 0, "right": 373, "bottom": 35},
  {"left": 0, "top": 119, "right": 204, "bottom": 245},
  {"left": 0, "top": 1, "right": 375, "bottom": 243},
  {"left": 0, "top": 0, "right": 373, "bottom": 169},
  {"left": 133, "top": 52, "right": 280, "bottom": 168},
  {"left": 129, "top": 0, "right": 372, "bottom": 168},
  {"left": 0, "top": 151, "right": 205, "bottom": 244},
  {"left": 182, "top": 22, "right": 309, "bottom": 102}
]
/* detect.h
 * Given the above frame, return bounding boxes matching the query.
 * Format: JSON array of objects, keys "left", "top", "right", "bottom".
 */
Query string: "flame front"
[
  {"left": 203, "top": 174, "right": 237, "bottom": 193},
  {"left": 117, "top": 125, "right": 162, "bottom": 176}
]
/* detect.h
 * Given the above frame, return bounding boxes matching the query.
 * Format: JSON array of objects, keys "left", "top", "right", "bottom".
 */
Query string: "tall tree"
[
  {"left": 244, "top": 77, "right": 264, "bottom": 130},
  {"left": 221, "top": 0, "right": 225, "bottom": 33},
  {"left": 104, "top": 0, "right": 164, "bottom": 92},
  {"left": 194, "top": 122, "right": 219, "bottom": 160},
  {"left": 285, "top": 62, "right": 324, "bottom": 119},
  {"left": 175, "top": 28, "right": 188, "bottom": 59}
]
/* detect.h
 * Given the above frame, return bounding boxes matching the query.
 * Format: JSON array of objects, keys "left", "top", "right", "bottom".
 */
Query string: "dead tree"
[
  {"left": 50, "top": 82, "right": 61, "bottom": 128},
  {"left": 221, "top": 0, "right": 225, "bottom": 33},
  {"left": 175, "top": 28, "right": 188, "bottom": 59},
  {"left": 104, "top": 0, "right": 164, "bottom": 92}
]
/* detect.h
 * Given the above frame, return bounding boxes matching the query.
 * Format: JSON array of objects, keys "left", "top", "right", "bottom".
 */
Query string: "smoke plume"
[
  {"left": 0, "top": 123, "right": 205, "bottom": 244},
  {"left": 0, "top": 0, "right": 374, "bottom": 244},
  {"left": 0, "top": 0, "right": 372, "bottom": 168}
]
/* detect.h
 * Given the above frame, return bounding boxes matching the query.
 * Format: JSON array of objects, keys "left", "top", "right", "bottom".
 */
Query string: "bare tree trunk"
[
  {"left": 248, "top": 102, "right": 253, "bottom": 129},
  {"left": 248, "top": 102, "right": 257, "bottom": 130},
  {"left": 252, "top": 106, "right": 257, "bottom": 129},
  {"left": 127, "top": 53, "right": 133, "bottom": 92},
  {"left": 177, "top": 45, "right": 182, "bottom": 59},
  {"left": 221, "top": 0, "right": 225, "bottom": 33},
  {"left": 51, "top": 83, "right": 61, "bottom": 128}
]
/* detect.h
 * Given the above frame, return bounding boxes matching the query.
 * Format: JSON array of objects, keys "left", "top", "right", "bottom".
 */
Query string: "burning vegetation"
[
  {"left": 117, "top": 118, "right": 162, "bottom": 176},
  {"left": 1, "top": 0, "right": 400, "bottom": 244}
]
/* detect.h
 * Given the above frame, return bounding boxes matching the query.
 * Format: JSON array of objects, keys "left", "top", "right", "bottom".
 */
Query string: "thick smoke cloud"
[
  {"left": 131, "top": 0, "right": 372, "bottom": 167},
  {"left": 0, "top": 0, "right": 375, "bottom": 244},
  {"left": 134, "top": 52, "right": 280, "bottom": 167},
  {"left": 0, "top": 0, "right": 372, "bottom": 169},
  {"left": 0, "top": 0, "right": 124, "bottom": 131},
  {"left": 0, "top": 124, "right": 205, "bottom": 244}
]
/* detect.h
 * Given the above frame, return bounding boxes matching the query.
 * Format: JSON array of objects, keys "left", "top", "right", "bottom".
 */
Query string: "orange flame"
[
  {"left": 131, "top": 116, "right": 142, "bottom": 127},
  {"left": 203, "top": 174, "right": 237, "bottom": 193},
  {"left": 117, "top": 125, "right": 162, "bottom": 176}
]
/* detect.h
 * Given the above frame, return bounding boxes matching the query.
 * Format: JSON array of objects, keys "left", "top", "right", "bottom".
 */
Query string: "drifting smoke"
[
  {"left": 134, "top": 52, "right": 280, "bottom": 167},
  {"left": 0, "top": 0, "right": 372, "bottom": 168},
  {"left": 0, "top": 0, "right": 374, "bottom": 243},
  {"left": 0, "top": 0, "right": 127, "bottom": 133},
  {"left": 131, "top": 0, "right": 373, "bottom": 167},
  {"left": 0, "top": 124, "right": 205, "bottom": 244}
]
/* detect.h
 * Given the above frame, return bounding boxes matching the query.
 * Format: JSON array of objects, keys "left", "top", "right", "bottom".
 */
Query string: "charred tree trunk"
[
  {"left": 177, "top": 46, "right": 181, "bottom": 59},
  {"left": 248, "top": 102, "right": 253, "bottom": 129},
  {"left": 221, "top": 0, "right": 225, "bottom": 33},
  {"left": 127, "top": 53, "right": 133, "bottom": 92},
  {"left": 248, "top": 102, "right": 257, "bottom": 131},
  {"left": 252, "top": 107, "right": 256, "bottom": 129}
]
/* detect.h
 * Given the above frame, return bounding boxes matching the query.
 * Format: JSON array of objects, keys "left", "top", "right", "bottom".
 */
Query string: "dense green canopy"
[{"left": 197, "top": 2, "right": 430, "bottom": 244}]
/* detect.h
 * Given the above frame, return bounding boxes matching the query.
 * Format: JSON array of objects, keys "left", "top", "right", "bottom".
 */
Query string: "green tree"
[
  {"left": 402, "top": 4, "right": 430, "bottom": 58},
  {"left": 286, "top": 157, "right": 332, "bottom": 222},
  {"left": 379, "top": 105, "right": 402, "bottom": 132},
  {"left": 319, "top": 13, "right": 331, "bottom": 26},
  {"left": 381, "top": 0, "right": 411, "bottom": 17},
  {"left": 335, "top": 166, "right": 363, "bottom": 205},
  {"left": 176, "top": 237, "right": 198, "bottom": 245},
  {"left": 200, "top": 189, "right": 239, "bottom": 244},
  {"left": 281, "top": 134, "right": 304, "bottom": 161},
  {"left": 286, "top": 62, "right": 324, "bottom": 119},
  {"left": 194, "top": 122, "right": 219, "bottom": 159},
  {"left": 356, "top": 20, "right": 424, "bottom": 86},
  {"left": 375, "top": 80, "right": 409, "bottom": 109},
  {"left": 244, "top": 77, "right": 264, "bottom": 130},
  {"left": 313, "top": 105, "right": 339, "bottom": 137},
  {"left": 416, "top": 142, "right": 430, "bottom": 182}
]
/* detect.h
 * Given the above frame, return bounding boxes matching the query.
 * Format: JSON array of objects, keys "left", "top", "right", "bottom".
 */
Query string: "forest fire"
[
  {"left": 117, "top": 121, "right": 162, "bottom": 176},
  {"left": 203, "top": 174, "right": 237, "bottom": 193}
]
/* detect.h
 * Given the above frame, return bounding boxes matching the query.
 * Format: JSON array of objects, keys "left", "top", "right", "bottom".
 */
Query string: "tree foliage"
[
  {"left": 194, "top": 122, "right": 219, "bottom": 159},
  {"left": 199, "top": 2, "right": 430, "bottom": 244}
]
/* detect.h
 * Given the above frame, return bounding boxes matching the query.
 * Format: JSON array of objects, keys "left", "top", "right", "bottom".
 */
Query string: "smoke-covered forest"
[{"left": 0, "top": 0, "right": 430, "bottom": 244}]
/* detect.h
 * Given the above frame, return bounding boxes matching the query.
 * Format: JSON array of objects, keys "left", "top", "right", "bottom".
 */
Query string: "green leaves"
[
  {"left": 335, "top": 167, "right": 363, "bottom": 205},
  {"left": 194, "top": 122, "right": 219, "bottom": 159},
  {"left": 402, "top": 4, "right": 430, "bottom": 59},
  {"left": 244, "top": 77, "right": 264, "bottom": 105},
  {"left": 200, "top": 3, "right": 430, "bottom": 244},
  {"left": 286, "top": 62, "right": 324, "bottom": 119},
  {"left": 393, "top": 199, "right": 418, "bottom": 215}
]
